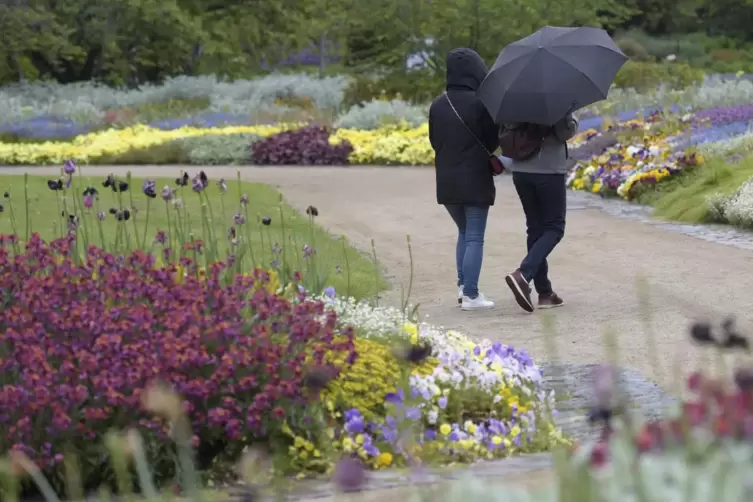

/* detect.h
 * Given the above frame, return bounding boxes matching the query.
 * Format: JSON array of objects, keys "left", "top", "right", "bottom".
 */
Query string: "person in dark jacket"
[{"left": 429, "top": 48, "right": 498, "bottom": 311}]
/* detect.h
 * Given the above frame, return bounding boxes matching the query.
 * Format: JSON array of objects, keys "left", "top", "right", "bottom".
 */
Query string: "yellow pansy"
[
  {"left": 377, "top": 452, "right": 393, "bottom": 467},
  {"left": 439, "top": 423, "right": 451, "bottom": 435}
]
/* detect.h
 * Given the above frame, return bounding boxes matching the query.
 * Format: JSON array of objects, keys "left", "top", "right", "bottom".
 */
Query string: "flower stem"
[
  {"left": 141, "top": 198, "right": 151, "bottom": 251},
  {"left": 23, "top": 173, "right": 30, "bottom": 242},
  {"left": 342, "top": 237, "right": 352, "bottom": 299}
]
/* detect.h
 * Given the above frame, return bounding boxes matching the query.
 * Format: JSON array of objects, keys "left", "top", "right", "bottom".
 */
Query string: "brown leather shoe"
[
  {"left": 505, "top": 269, "right": 534, "bottom": 313},
  {"left": 538, "top": 292, "right": 564, "bottom": 309}
]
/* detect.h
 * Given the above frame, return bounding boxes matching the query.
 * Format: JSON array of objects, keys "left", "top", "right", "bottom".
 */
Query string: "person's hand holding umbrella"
[{"left": 479, "top": 26, "right": 628, "bottom": 126}]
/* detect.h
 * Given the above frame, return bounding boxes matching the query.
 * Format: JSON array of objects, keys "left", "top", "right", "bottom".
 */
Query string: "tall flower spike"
[
  {"left": 142, "top": 179, "right": 157, "bottom": 198},
  {"left": 192, "top": 173, "right": 204, "bottom": 193},
  {"left": 161, "top": 185, "right": 174, "bottom": 201},
  {"left": 63, "top": 159, "right": 77, "bottom": 175}
]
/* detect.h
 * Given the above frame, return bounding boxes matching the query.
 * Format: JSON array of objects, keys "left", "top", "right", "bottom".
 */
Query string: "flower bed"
[{"left": 0, "top": 237, "right": 564, "bottom": 487}]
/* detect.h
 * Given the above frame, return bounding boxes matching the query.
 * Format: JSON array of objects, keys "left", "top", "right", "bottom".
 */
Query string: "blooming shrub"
[
  {"left": 0, "top": 124, "right": 294, "bottom": 164},
  {"left": 334, "top": 99, "right": 427, "bottom": 130},
  {"left": 309, "top": 293, "right": 565, "bottom": 470},
  {"left": 251, "top": 125, "right": 353, "bottom": 165},
  {"left": 324, "top": 338, "right": 437, "bottom": 422},
  {"left": 709, "top": 177, "right": 753, "bottom": 228},
  {"left": 330, "top": 124, "right": 434, "bottom": 165},
  {"left": 0, "top": 235, "right": 355, "bottom": 483}
]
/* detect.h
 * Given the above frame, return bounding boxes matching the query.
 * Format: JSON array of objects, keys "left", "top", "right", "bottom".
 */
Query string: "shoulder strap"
[{"left": 444, "top": 92, "right": 492, "bottom": 155}]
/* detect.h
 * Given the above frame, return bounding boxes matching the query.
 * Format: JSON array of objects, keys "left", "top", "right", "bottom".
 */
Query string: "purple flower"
[
  {"left": 437, "top": 396, "right": 447, "bottom": 409},
  {"left": 233, "top": 213, "right": 246, "bottom": 225},
  {"left": 323, "top": 286, "right": 336, "bottom": 298},
  {"left": 142, "top": 179, "right": 157, "bottom": 198},
  {"left": 424, "top": 429, "right": 436, "bottom": 441},
  {"left": 385, "top": 389, "right": 404, "bottom": 405},
  {"left": 192, "top": 176, "right": 204, "bottom": 193},
  {"left": 405, "top": 407, "right": 421, "bottom": 421},
  {"left": 161, "top": 185, "right": 174, "bottom": 201},
  {"left": 97, "top": 211, "right": 105, "bottom": 221},
  {"left": 63, "top": 160, "right": 76, "bottom": 175},
  {"left": 332, "top": 457, "right": 366, "bottom": 493}
]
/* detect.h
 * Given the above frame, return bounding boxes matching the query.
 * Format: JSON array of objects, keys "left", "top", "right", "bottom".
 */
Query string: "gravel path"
[{"left": 5, "top": 165, "right": 749, "bottom": 499}]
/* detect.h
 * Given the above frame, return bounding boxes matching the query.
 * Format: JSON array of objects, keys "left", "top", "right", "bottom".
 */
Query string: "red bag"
[
  {"left": 488, "top": 155, "right": 505, "bottom": 175},
  {"left": 444, "top": 93, "right": 505, "bottom": 176}
]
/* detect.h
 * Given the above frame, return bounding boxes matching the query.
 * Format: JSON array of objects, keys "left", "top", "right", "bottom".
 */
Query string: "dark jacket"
[{"left": 429, "top": 48, "right": 498, "bottom": 206}]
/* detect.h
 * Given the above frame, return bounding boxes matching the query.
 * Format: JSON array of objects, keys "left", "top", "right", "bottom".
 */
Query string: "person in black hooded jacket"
[{"left": 429, "top": 48, "right": 499, "bottom": 311}]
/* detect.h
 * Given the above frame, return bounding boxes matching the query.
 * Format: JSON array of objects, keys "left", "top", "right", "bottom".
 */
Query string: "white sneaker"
[
  {"left": 457, "top": 286, "right": 464, "bottom": 305},
  {"left": 461, "top": 293, "right": 495, "bottom": 311}
]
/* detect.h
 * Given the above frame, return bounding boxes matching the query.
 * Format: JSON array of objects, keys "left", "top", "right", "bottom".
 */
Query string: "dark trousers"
[{"left": 512, "top": 172, "right": 566, "bottom": 295}]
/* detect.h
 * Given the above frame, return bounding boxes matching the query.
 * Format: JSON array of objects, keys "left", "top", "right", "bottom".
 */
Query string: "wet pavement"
[{"left": 568, "top": 189, "right": 753, "bottom": 252}]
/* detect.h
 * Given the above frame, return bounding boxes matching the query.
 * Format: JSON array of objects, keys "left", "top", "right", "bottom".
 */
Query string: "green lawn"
[
  {"left": 649, "top": 155, "right": 753, "bottom": 224},
  {"left": 0, "top": 174, "right": 385, "bottom": 300}
]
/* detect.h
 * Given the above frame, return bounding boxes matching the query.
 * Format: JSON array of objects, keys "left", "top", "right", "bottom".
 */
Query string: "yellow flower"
[
  {"left": 355, "top": 434, "right": 364, "bottom": 445},
  {"left": 465, "top": 421, "right": 476, "bottom": 434},
  {"left": 439, "top": 423, "right": 451, "bottom": 435},
  {"left": 459, "top": 439, "right": 474, "bottom": 450},
  {"left": 491, "top": 436, "right": 502, "bottom": 445},
  {"left": 342, "top": 437, "right": 354, "bottom": 451},
  {"left": 510, "top": 426, "right": 521, "bottom": 437},
  {"left": 377, "top": 452, "right": 393, "bottom": 467},
  {"left": 299, "top": 451, "right": 309, "bottom": 460},
  {"left": 294, "top": 436, "right": 305, "bottom": 448}
]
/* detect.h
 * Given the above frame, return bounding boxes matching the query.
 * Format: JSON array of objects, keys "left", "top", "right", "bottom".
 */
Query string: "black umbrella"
[{"left": 479, "top": 26, "right": 628, "bottom": 126}]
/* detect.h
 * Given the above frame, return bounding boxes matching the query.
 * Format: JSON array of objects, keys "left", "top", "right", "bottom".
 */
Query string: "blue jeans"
[
  {"left": 445, "top": 204, "right": 489, "bottom": 298},
  {"left": 512, "top": 172, "right": 566, "bottom": 295}
]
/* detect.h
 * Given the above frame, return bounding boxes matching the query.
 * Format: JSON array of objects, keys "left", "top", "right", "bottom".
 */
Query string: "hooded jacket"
[{"left": 429, "top": 48, "right": 498, "bottom": 206}]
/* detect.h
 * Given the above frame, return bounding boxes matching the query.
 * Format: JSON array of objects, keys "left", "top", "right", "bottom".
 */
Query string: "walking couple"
[{"left": 428, "top": 47, "right": 578, "bottom": 313}]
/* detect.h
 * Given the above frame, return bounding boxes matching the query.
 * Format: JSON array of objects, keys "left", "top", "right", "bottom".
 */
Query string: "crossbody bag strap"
[{"left": 444, "top": 92, "right": 492, "bottom": 156}]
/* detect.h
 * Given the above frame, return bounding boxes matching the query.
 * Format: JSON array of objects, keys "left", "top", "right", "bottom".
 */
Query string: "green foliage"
[
  {"left": 613, "top": 60, "right": 705, "bottom": 91},
  {"left": 343, "top": 71, "right": 442, "bottom": 107},
  {"left": 616, "top": 37, "right": 652, "bottom": 62},
  {"left": 651, "top": 154, "right": 753, "bottom": 224},
  {"left": 3, "top": 0, "right": 753, "bottom": 88},
  {"left": 90, "top": 142, "right": 191, "bottom": 165}
]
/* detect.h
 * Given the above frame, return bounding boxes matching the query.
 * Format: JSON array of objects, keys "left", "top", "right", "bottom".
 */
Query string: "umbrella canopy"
[{"left": 479, "top": 26, "right": 628, "bottom": 126}]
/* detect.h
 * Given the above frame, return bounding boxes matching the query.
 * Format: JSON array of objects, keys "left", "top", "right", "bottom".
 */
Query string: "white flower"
[{"left": 427, "top": 409, "right": 438, "bottom": 424}]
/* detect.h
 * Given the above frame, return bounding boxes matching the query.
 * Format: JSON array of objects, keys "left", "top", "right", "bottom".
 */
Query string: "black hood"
[{"left": 445, "top": 48, "right": 489, "bottom": 91}]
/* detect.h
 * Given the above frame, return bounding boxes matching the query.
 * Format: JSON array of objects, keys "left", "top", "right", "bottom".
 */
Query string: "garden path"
[
  {"left": 3, "top": 165, "right": 752, "bottom": 388},
  {"left": 7, "top": 165, "right": 753, "bottom": 499}
]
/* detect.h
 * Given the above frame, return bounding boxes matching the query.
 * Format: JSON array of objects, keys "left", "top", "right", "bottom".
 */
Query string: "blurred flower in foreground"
[
  {"left": 333, "top": 456, "right": 366, "bottom": 493},
  {"left": 141, "top": 380, "right": 184, "bottom": 422}
]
